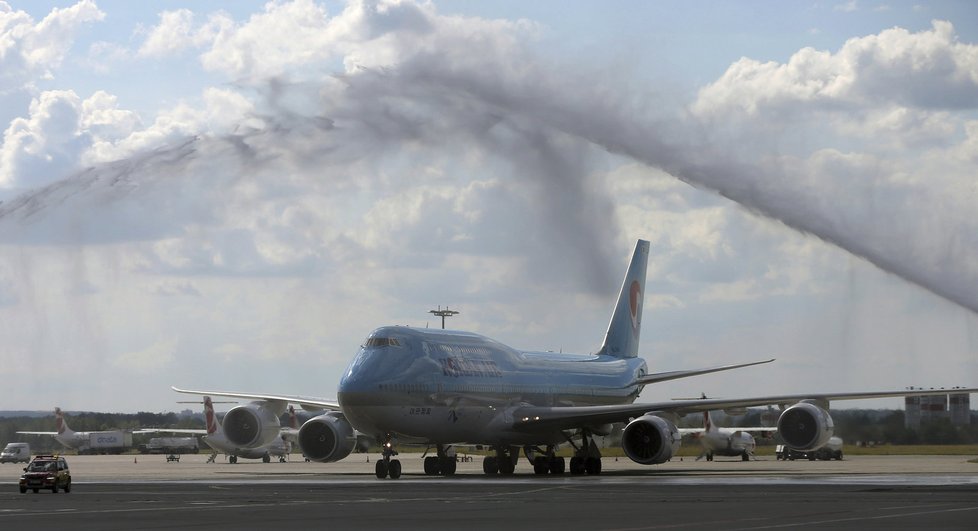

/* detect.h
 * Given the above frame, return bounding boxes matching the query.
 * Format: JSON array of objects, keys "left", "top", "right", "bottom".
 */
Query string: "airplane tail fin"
[
  {"left": 704, "top": 411, "right": 714, "bottom": 433},
  {"left": 203, "top": 397, "right": 222, "bottom": 436},
  {"left": 597, "top": 239, "right": 649, "bottom": 359},
  {"left": 55, "top": 407, "right": 74, "bottom": 436},
  {"left": 288, "top": 405, "right": 298, "bottom": 430}
]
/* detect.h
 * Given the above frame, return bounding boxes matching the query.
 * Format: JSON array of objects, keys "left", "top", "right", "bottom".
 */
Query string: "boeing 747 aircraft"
[{"left": 174, "top": 239, "right": 977, "bottom": 478}]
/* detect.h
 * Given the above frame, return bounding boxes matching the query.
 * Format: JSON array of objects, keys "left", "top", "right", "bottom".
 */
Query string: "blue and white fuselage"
[{"left": 339, "top": 326, "right": 648, "bottom": 445}]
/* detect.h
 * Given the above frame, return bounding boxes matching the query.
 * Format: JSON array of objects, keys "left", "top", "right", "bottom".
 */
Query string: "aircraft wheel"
[
  {"left": 533, "top": 456, "right": 548, "bottom": 475},
  {"left": 388, "top": 459, "right": 402, "bottom": 479},
  {"left": 549, "top": 457, "right": 565, "bottom": 475},
  {"left": 423, "top": 456, "right": 439, "bottom": 475},
  {"left": 440, "top": 457, "right": 457, "bottom": 476},
  {"left": 742, "top": 453, "right": 750, "bottom": 462},
  {"left": 569, "top": 456, "right": 585, "bottom": 475},
  {"left": 498, "top": 456, "right": 515, "bottom": 475},
  {"left": 375, "top": 459, "right": 389, "bottom": 479},
  {"left": 482, "top": 456, "right": 498, "bottom": 475}
]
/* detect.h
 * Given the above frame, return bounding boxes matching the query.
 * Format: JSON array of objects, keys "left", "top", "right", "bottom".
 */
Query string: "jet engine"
[
  {"left": 298, "top": 413, "right": 357, "bottom": 463},
  {"left": 222, "top": 403, "right": 283, "bottom": 448},
  {"left": 621, "top": 414, "right": 681, "bottom": 465},
  {"left": 777, "top": 402, "right": 834, "bottom": 451}
]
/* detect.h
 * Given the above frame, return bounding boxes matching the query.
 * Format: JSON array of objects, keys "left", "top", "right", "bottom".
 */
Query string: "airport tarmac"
[{"left": 1, "top": 453, "right": 976, "bottom": 530}]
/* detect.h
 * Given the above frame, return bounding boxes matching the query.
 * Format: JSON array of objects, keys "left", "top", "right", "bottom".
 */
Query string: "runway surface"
[{"left": 2, "top": 454, "right": 976, "bottom": 530}]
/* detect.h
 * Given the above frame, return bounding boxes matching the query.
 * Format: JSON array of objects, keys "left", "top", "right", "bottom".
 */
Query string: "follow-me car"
[
  {"left": 174, "top": 240, "right": 977, "bottom": 478},
  {"left": 19, "top": 455, "right": 71, "bottom": 493}
]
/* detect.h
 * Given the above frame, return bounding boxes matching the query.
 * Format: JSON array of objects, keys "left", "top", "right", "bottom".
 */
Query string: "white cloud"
[
  {"left": 0, "top": 0, "right": 104, "bottom": 90},
  {"left": 137, "top": 8, "right": 231, "bottom": 59},
  {"left": 693, "top": 20, "right": 978, "bottom": 119}
]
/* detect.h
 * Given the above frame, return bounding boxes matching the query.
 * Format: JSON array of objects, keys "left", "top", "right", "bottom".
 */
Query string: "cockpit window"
[{"left": 363, "top": 337, "right": 401, "bottom": 347}]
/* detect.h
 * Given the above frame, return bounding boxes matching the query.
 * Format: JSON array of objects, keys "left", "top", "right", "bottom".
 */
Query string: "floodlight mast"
[{"left": 429, "top": 306, "right": 459, "bottom": 330}]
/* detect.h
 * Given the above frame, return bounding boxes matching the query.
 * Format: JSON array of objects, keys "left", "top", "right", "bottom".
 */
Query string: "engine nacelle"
[
  {"left": 621, "top": 414, "right": 681, "bottom": 465},
  {"left": 298, "top": 413, "right": 357, "bottom": 463},
  {"left": 777, "top": 402, "right": 834, "bottom": 451},
  {"left": 222, "top": 403, "right": 283, "bottom": 448}
]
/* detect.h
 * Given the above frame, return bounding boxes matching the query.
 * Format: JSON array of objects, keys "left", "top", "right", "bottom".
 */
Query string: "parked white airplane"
[
  {"left": 152, "top": 397, "right": 298, "bottom": 463},
  {"left": 172, "top": 239, "right": 978, "bottom": 478},
  {"left": 679, "top": 410, "right": 774, "bottom": 461},
  {"left": 17, "top": 408, "right": 132, "bottom": 453}
]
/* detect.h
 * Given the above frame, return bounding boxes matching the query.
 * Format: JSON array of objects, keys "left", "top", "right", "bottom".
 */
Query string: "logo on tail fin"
[
  {"left": 629, "top": 280, "right": 642, "bottom": 337},
  {"left": 288, "top": 405, "right": 298, "bottom": 430},
  {"left": 204, "top": 397, "right": 218, "bottom": 435}
]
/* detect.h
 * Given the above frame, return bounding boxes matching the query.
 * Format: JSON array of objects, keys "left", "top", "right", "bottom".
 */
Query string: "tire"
[
  {"left": 549, "top": 457, "right": 565, "bottom": 475},
  {"left": 482, "top": 456, "right": 498, "bottom": 475},
  {"left": 375, "top": 459, "right": 388, "bottom": 479},
  {"left": 262, "top": 453, "right": 270, "bottom": 463},
  {"left": 389, "top": 459, "right": 402, "bottom": 479},
  {"left": 423, "top": 456, "right": 439, "bottom": 475},
  {"left": 20, "top": 486, "right": 26, "bottom": 494},
  {"left": 569, "top": 456, "right": 585, "bottom": 475},
  {"left": 440, "top": 457, "right": 456, "bottom": 476},
  {"left": 33, "top": 488, "right": 39, "bottom": 493},
  {"left": 533, "top": 456, "right": 548, "bottom": 475},
  {"left": 52, "top": 483, "right": 58, "bottom": 493},
  {"left": 64, "top": 481, "right": 71, "bottom": 493}
]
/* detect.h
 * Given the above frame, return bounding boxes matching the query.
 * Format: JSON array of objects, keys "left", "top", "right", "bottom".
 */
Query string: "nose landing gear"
[{"left": 375, "top": 435, "right": 401, "bottom": 479}]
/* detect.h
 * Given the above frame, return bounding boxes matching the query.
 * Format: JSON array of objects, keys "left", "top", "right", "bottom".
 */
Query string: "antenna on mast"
[{"left": 428, "top": 306, "right": 459, "bottom": 329}]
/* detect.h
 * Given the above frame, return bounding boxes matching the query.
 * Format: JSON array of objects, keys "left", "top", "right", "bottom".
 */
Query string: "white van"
[{"left": 1, "top": 442, "right": 31, "bottom": 464}]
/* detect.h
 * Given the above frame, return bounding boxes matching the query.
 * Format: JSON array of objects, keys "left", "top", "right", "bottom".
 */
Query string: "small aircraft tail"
[
  {"left": 597, "top": 239, "right": 649, "bottom": 359},
  {"left": 54, "top": 407, "right": 74, "bottom": 436},
  {"left": 203, "top": 397, "right": 222, "bottom": 436},
  {"left": 288, "top": 405, "right": 298, "bottom": 430}
]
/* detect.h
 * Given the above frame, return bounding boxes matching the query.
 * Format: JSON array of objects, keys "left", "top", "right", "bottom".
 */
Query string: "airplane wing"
[
  {"left": 512, "top": 387, "right": 978, "bottom": 432},
  {"left": 630, "top": 358, "right": 775, "bottom": 386},
  {"left": 134, "top": 428, "right": 208, "bottom": 435},
  {"left": 171, "top": 386, "right": 341, "bottom": 411}
]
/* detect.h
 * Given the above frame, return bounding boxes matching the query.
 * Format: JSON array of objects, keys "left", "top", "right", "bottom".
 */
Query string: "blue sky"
[{"left": 1, "top": 0, "right": 976, "bottom": 413}]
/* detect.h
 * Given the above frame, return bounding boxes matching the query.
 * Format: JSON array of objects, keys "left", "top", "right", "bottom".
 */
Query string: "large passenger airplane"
[
  {"left": 145, "top": 397, "right": 298, "bottom": 463},
  {"left": 174, "top": 240, "right": 977, "bottom": 478}
]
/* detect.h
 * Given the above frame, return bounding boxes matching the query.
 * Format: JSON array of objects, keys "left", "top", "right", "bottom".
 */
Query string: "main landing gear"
[
  {"left": 423, "top": 444, "right": 457, "bottom": 476},
  {"left": 375, "top": 435, "right": 402, "bottom": 479},
  {"left": 482, "top": 446, "right": 519, "bottom": 475},
  {"left": 528, "top": 445, "right": 566, "bottom": 475},
  {"left": 565, "top": 429, "right": 602, "bottom": 475}
]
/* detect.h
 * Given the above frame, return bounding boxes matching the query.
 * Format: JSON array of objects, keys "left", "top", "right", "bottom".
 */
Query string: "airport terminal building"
[{"left": 904, "top": 387, "right": 972, "bottom": 429}]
